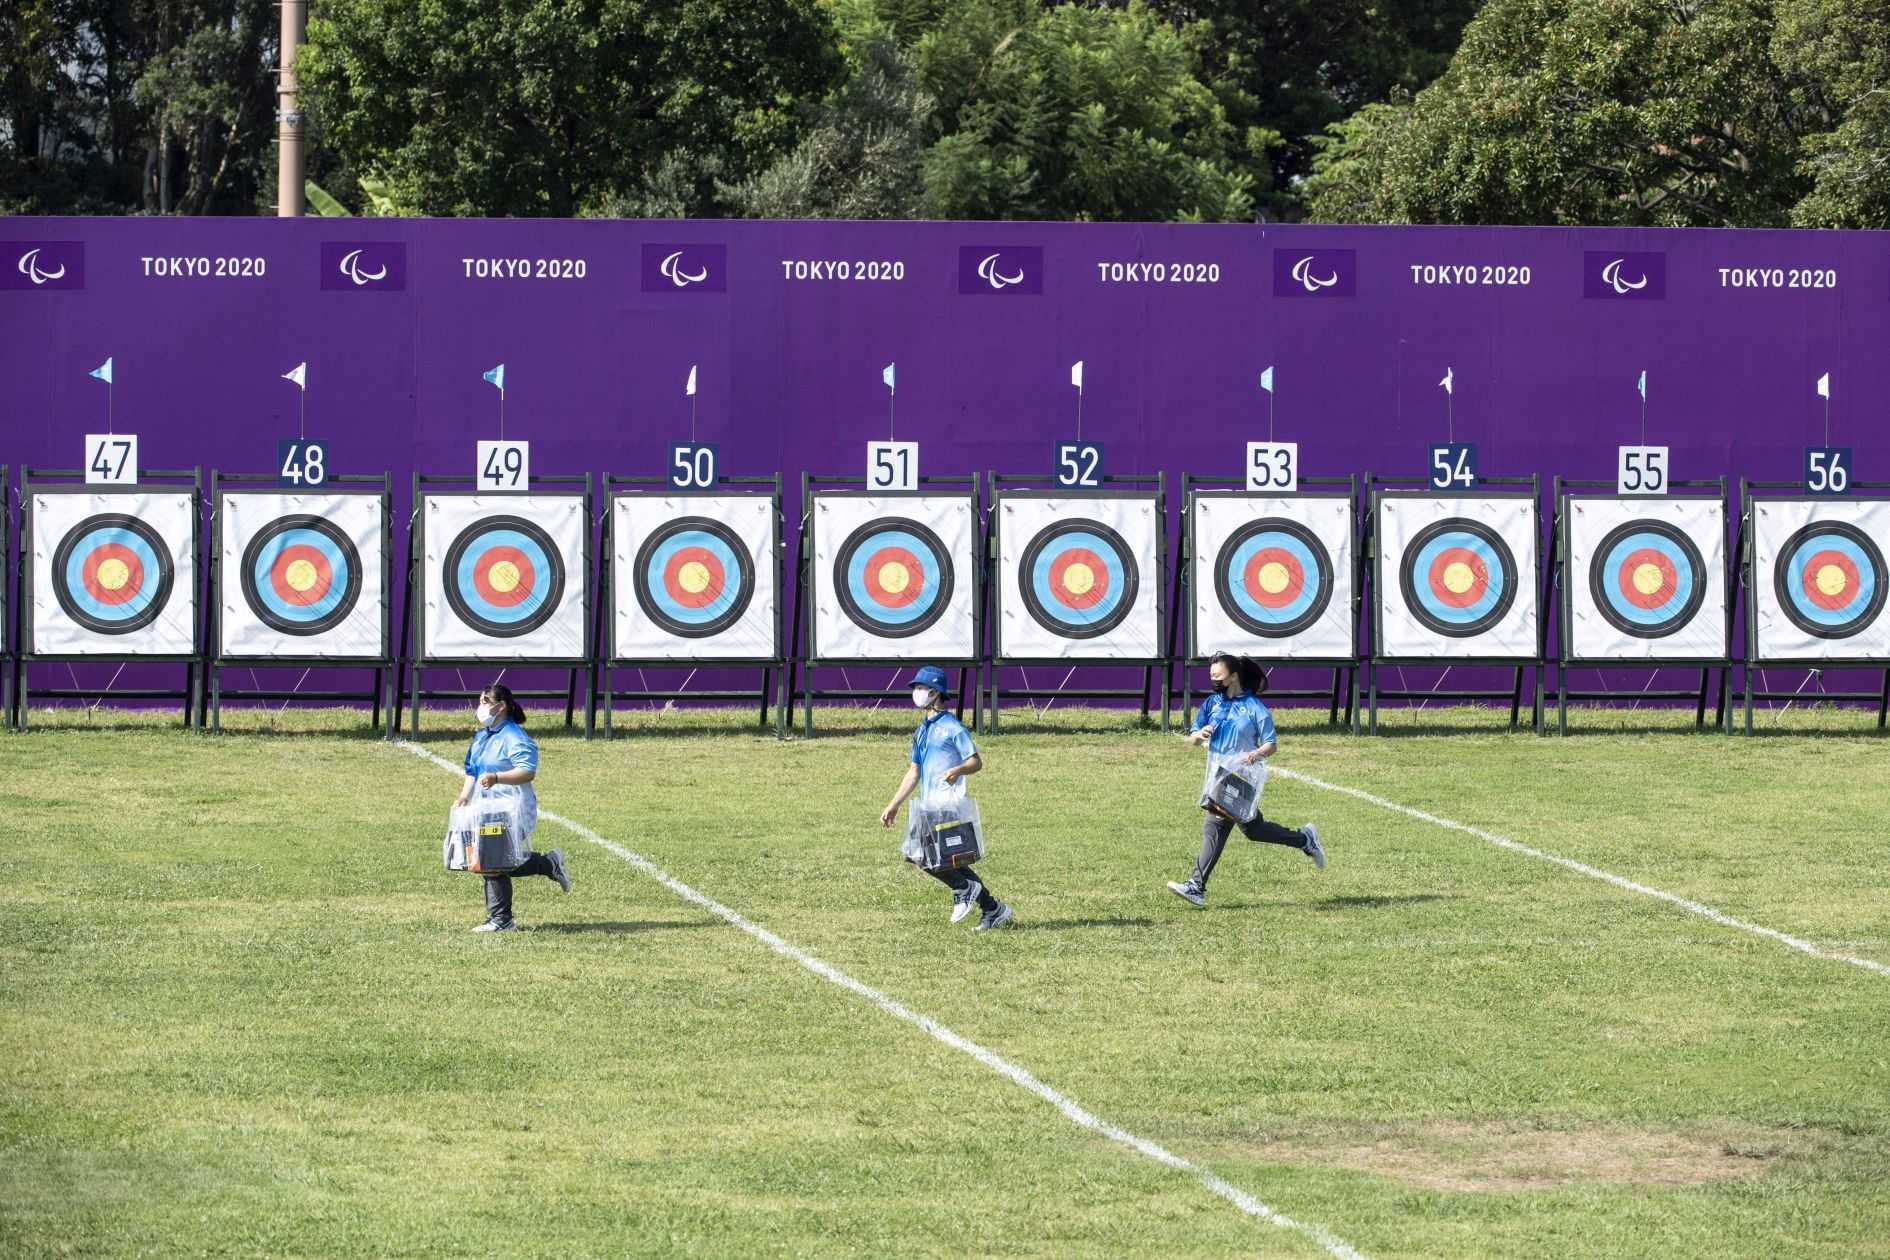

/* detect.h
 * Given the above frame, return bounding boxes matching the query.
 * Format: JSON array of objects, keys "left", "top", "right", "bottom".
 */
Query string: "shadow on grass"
[
  {"left": 531, "top": 919, "right": 724, "bottom": 935},
  {"left": 1011, "top": 915, "right": 1157, "bottom": 933},
  {"left": 1311, "top": 894, "right": 1456, "bottom": 911}
]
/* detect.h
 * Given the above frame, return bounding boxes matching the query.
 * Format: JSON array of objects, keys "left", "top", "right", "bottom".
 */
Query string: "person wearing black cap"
[{"left": 878, "top": 665, "right": 1013, "bottom": 930}]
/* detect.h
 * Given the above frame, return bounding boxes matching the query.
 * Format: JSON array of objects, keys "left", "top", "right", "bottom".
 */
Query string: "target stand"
[
  {"left": 2, "top": 464, "right": 13, "bottom": 730},
  {"left": 595, "top": 474, "right": 786, "bottom": 738},
  {"left": 1734, "top": 478, "right": 1890, "bottom": 734},
  {"left": 1170, "top": 474, "right": 1362, "bottom": 732},
  {"left": 787, "top": 473, "right": 982, "bottom": 737},
  {"left": 1363, "top": 473, "right": 1543, "bottom": 734},
  {"left": 395, "top": 472, "right": 595, "bottom": 737},
  {"left": 984, "top": 472, "right": 1168, "bottom": 733},
  {"left": 16, "top": 466, "right": 205, "bottom": 729},
  {"left": 206, "top": 471, "right": 395, "bottom": 735},
  {"left": 1548, "top": 477, "right": 1731, "bottom": 735}
]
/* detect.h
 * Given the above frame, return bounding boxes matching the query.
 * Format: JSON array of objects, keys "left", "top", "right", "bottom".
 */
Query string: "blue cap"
[{"left": 906, "top": 665, "right": 949, "bottom": 697}]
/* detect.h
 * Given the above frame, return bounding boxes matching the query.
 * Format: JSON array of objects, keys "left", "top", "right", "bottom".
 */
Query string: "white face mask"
[
  {"left": 911, "top": 687, "right": 933, "bottom": 708},
  {"left": 476, "top": 703, "right": 498, "bottom": 728}
]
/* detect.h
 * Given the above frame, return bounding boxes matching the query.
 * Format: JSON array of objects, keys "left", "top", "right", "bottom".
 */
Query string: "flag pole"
[{"left": 300, "top": 379, "right": 307, "bottom": 442}]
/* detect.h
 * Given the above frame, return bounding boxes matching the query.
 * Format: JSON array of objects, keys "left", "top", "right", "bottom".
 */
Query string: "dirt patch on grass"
[{"left": 1246, "top": 1121, "right": 1793, "bottom": 1192}]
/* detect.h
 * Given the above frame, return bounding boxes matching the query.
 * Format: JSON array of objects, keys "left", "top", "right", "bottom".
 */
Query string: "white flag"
[
  {"left": 1439, "top": 366, "right": 1454, "bottom": 395},
  {"left": 1816, "top": 372, "right": 1830, "bottom": 399},
  {"left": 686, "top": 365, "right": 697, "bottom": 397},
  {"left": 1070, "top": 360, "right": 1084, "bottom": 391},
  {"left": 282, "top": 362, "right": 306, "bottom": 390}
]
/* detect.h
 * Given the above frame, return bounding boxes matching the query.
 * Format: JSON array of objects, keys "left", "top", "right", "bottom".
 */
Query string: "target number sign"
[
  {"left": 1055, "top": 441, "right": 1104, "bottom": 488},
  {"left": 84, "top": 434, "right": 138, "bottom": 485},
  {"left": 1428, "top": 443, "right": 1477, "bottom": 490},
  {"left": 867, "top": 441, "right": 918, "bottom": 491},
  {"left": 1617, "top": 446, "right": 1669, "bottom": 494},
  {"left": 277, "top": 440, "right": 329, "bottom": 488},
  {"left": 669, "top": 444, "right": 718, "bottom": 490},
  {"left": 477, "top": 440, "right": 530, "bottom": 491},
  {"left": 1246, "top": 442, "right": 1299, "bottom": 493},
  {"left": 1805, "top": 448, "right": 1851, "bottom": 496}
]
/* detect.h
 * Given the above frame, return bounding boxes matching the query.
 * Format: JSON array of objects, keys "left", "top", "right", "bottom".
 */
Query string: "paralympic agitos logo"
[
  {"left": 957, "top": 245, "right": 1043, "bottom": 295},
  {"left": 319, "top": 241, "right": 406, "bottom": 290},
  {"left": 2, "top": 242, "right": 85, "bottom": 290},
  {"left": 640, "top": 243, "right": 727, "bottom": 292},
  {"left": 1271, "top": 248, "right": 1356, "bottom": 297},
  {"left": 1583, "top": 251, "right": 1665, "bottom": 300}
]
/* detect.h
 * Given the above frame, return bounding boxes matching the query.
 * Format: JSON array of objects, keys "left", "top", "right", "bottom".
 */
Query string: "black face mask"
[{"left": 1211, "top": 679, "right": 1229, "bottom": 696}]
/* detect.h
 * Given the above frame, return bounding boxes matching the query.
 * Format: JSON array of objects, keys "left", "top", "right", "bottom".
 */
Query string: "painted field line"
[
  {"left": 1272, "top": 767, "right": 1890, "bottom": 980},
  {"left": 396, "top": 742, "right": 1365, "bottom": 1260}
]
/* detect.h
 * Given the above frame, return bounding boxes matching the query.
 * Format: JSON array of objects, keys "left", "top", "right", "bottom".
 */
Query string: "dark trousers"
[
  {"left": 923, "top": 863, "right": 998, "bottom": 912},
  {"left": 482, "top": 852, "right": 554, "bottom": 924},
  {"left": 1190, "top": 810, "right": 1306, "bottom": 890}
]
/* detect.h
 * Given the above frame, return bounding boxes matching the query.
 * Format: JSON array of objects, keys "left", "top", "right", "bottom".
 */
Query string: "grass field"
[{"left": 4, "top": 702, "right": 1888, "bottom": 1259}]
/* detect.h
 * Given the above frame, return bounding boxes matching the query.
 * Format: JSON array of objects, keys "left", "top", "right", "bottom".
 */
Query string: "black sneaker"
[{"left": 547, "top": 848, "right": 572, "bottom": 893}]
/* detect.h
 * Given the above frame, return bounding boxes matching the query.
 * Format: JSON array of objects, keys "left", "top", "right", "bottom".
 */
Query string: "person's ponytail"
[
  {"left": 484, "top": 681, "right": 527, "bottom": 725},
  {"left": 1237, "top": 655, "right": 1268, "bottom": 695}
]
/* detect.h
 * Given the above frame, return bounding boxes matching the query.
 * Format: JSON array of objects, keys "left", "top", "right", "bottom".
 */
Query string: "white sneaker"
[
  {"left": 975, "top": 902, "right": 1014, "bottom": 932},
  {"left": 471, "top": 919, "right": 517, "bottom": 933},
  {"left": 1301, "top": 823, "right": 1327, "bottom": 870},
  {"left": 1166, "top": 880, "right": 1206, "bottom": 908},
  {"left": 548, "top": 848, "right": 572, "bottom": 893},
  {"left": 950, "top": 878, "right": 984, "bottom": 924}
]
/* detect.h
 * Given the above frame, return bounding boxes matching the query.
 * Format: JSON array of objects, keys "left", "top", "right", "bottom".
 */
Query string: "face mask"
[
  {"left": 1211, "top": 679, "right": 1229, "bottom": 696},
  {"left": 476, "top": 704, "right": 498, "bottom": 728},
  {"left": 911, "top": 688, "right": 932, "bottom": 708}
]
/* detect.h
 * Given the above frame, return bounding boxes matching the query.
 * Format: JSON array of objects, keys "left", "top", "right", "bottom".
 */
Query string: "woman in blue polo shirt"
[
  {"left": 456, "top": 682, "right": 571, "bottom": 932},
  {"left": 878, "top": 666, "right": 1013, "bottom": 930},
  {"left": 1166, "top": 653, "right": 1325, "bottom": 908}
]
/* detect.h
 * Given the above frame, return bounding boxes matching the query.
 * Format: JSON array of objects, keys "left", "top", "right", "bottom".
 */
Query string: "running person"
[
  {"left": 1166, "top": 653, "right": 1325, "bottom": 908},
  {"left": 879, "top": 666, "right": 1013, "bottom": 931},
  {"left": 456, "top": 682, "right": 572, "bottom": 932}
]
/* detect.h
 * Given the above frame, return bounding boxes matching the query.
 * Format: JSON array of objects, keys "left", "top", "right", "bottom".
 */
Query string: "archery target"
[
  {"left": 31, "top": 491, "right": 197, "bottom": 656},
  {"left": 612, "top": 494, "right": 776, "bottom": 660},
  {"left": 1190, "top": 494, "right": 1353, "bottom": 659},
  {"left": 998, "top": 495, "right": 1160, "bottom": 659},
  {"left": 1376, "top": 495, "right": 1537, "bottom": 658},
  {"left": 811, "top": 494, "right": 976, "bottom": 659},
  {"left": 1566, "top": 497, "right": 1725, "bottom": 660},
  {"left": 422, "top": 495, "right": 587, "bottom": 660},
  {"left": 1752, "top": 498, "right": 1890, "bottom": 661},
  {"left": 219, "top": 493, "right": 386, "bottom": 658}
]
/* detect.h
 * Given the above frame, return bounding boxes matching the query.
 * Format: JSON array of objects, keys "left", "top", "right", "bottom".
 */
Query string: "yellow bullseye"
[
  {"left": 1632, "top": 562, "right": 1665, "bottom": 596},
  {"left": 96, "top": 557, "right": 131, "bottom": 591},
  {"left": 1063, "top": 563, "right": 1096, "bottom": 595},
  {"left": 1442, "top": 561, "right": 1477, "bottom": 595},
  {"left": 1258, "top": 561, "right": 1291, "bottom": 595},
  {"left": 285, "top": 558, "right": 320, "bottom": 593},
  {"left": 678, "top": 561, "right": 712, "bottom": 595},
  {"left": 879, "top": 562, "right": 911, "bottom": 594},
  {"left": 1816, "top": 563, "right": 1848, "bottom": 597},
  {"left": 488, "top": 560, "right": 522, "bottom": 594}
]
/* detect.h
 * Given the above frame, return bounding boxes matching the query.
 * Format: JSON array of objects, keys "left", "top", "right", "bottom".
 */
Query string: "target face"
[
  {"left": 1214, "top": 518, "right": 1333, "bottom": 638},
  {"left": 1019, "top": 518, "right": 1140, "bottom": 639},
  {"left": 443, "top": 515, "right": 566, "bottom": 639},
  {"left": 1398, "top": 518, "right": 1518, "bottom": 638},
  {"left": 52, "top": 513, "right": 175, "bottom": 635},
  {"left": 633, "top": 516, "right": 755, "bottom": 639},
  {"left": 835, "top": 516, "right": 954, "bottom": 638},
  {"left": 239, "top": 514, "right": 362, "bottom": 636},
  {"left": 1772, "top": 522, "right": 1885, "bottom": 640},
  {"left": 1589, "top": 520, "right": 1707, "bottom": 639}
]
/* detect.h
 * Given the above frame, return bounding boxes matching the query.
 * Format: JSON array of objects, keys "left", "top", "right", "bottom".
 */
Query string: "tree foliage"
[{"left": 1774, "top": 0, "right": 1890, "bottom": 227}]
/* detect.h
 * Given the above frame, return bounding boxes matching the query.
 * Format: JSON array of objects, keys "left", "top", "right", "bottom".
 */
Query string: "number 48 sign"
[{"left": 278, "top": 440, "right": 329, "bottom": 488}]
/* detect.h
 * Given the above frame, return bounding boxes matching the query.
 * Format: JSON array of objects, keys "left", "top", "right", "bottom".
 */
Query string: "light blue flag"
[
  {"left": 89, "top": 357, "right": 113, "bottom": 385},
  {"left": 882, "top": 362, "right": 895, "bottom": 392},
  {"left": 1260, "top": 365, "right": 1274, "bottom": 394},
  {"left": 1637, "top": 370, "right": 1646, "bottom": 400},
  {"left": 482, "top": 364, "right": 505, "bottom": 393}
]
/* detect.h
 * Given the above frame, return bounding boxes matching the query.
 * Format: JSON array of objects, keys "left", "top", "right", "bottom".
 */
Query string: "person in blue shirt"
[
  {"left": 1166, "top": 653, "right": 1326, "bottom": 908},
  {"left": 879, "top": 665, "right": 1013, "bottom": 930},
  {"left": 456, "top": 682, "right": 571, "bottom": 932}
]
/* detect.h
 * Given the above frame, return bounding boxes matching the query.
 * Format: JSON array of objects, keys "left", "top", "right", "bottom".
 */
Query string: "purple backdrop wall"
[{"left": 4, "top": 218, "right": 1888, "bottom": 715}]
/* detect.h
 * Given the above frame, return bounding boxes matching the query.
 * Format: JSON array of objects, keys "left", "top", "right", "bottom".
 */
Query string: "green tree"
[
  {"left": 297, "top": 0, "right": 844, "bottom": 217},
  {"left": 1775, "top": 0, "right": 1890, "bottom": 227}
]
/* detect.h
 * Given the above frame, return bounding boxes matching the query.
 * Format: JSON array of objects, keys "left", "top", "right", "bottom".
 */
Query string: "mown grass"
[{"left": 3, "top": 703, "right": 1886, "bottom": 1258}]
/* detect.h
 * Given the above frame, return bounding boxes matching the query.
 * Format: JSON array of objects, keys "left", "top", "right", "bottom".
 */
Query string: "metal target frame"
[
  {"left": 17, "top": 465, "right": 205, "bottom": 730},
  {"left": 1547, "top": 476, "right": 1732, "bottom": 735},
  {"left": 594, "top": 473, "right": 787, "bottom": 738},
  {"left": 984, "top": 471, "right": 1169, "bottom": 734},
  {"left": 1735, "top": 478, "right": 1890, "bottom": 734},
  {"left": 395, "top": 471, "right": 595, "bottom": 738},
  {"left": 2, "top": 464, "right": 12, "bottom": 730},
  {"left": 206, "top": 471, "right": 395, "bottom": 735},
  {"left": 1364, "top": 473, "right": 1543, "bottom": 734},
  {"left": 1170, "top": 473, "right": 1362, "bottom": 733},
  {"left": 788, "top": 473, "right": 982, "bottom": 737}
]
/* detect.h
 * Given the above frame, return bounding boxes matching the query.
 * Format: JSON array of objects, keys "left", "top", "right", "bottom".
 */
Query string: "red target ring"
[
  {"left": 662, "top": 545, "right": 726, "bottom": 609},
  {"left": 82, "top": 543, "right": 145, "bottom": 605},
  {"left": 1801, "top": 549, "right": 1860, "bottom": 611},
  {"left": 1426, "top": 546, "right": 1489, "bottom": 608},
  {"left": 1616, "top": 548, "right": 1679, "bottom": 610},
  {"left": 268, "top": 543, "right": 334, "bottom": 607},
  {"left": 863, "top": 546, "right": 923, "bottom": 608},
  {"left": 1049, "top": 547, "right": 1110, "bottom": 609},
  {"left": 472, "top": 545, "right": 535, "bottom": 607},
  {"left": 1243, "top": 546, "right": 1306, "bottom": 609}
]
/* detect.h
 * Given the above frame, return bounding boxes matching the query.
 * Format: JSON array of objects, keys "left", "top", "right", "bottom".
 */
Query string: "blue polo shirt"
[
  {"left": 911, "top": 711, "right": 977, "bottom": 794},
  {"left": 464, "top": 718, "right": 540, "bottom": 833},
  {"left": 1192, "top": 691, "right": 1277, "bottom": 756}
]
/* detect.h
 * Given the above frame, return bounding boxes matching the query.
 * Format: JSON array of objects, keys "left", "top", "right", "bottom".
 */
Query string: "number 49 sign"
[{"left": 477, "top": 440, "right": 530, "bottom": 491}]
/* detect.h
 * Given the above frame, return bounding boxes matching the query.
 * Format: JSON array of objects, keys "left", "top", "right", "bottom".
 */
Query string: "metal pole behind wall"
[{"left": 277, "top": 0, "right": 307, "bottom": 216}]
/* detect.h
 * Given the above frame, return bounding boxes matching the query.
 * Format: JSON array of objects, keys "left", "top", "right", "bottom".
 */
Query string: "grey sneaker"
[
  {"left": 974, "top": 902, "right": 1014, "bottom": 932},
  {"left": 547, "top": 848, "right": 572, "bottom": 893},
  {"left": 471, "top": 919, "right": 517, "bottom": 933},
  {"left": 1300, "top": 823, "right": 1327, "bottom": 870},
  {"left": 1166, "top": 880, "right": 1206, "bottom": 908},
  {"left": 950, "top": 878, "right": 984, "bottom": 924}
]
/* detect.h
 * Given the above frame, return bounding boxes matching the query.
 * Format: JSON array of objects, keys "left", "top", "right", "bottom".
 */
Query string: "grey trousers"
[{"left": 1189, "top": 810, "right": 1307, "bottom": 890}]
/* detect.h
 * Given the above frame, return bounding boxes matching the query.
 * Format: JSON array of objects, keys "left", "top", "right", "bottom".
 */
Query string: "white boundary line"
[
  {"left": 397, "top": 741, "right": 1365, "bottom": 1260},
  {"left": 1272, "top": 767, "right": 1890, "bottom": 980}
]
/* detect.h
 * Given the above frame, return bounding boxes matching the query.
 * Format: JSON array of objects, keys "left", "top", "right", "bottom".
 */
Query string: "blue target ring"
[
  {"left": 1398, "top": 518, "right": 1517, "bottom": 638},
  {"left": 1019, "top": 519, "right": 1138, "bottom": 639},
  {"left": 1588, "top": 520, "right": 1705, "bottom": 639},
  {"left": 1214, "top": 518, "right": 1333, "bottom": 638},
  {"left": 240, "top": 514, "right": 362, "bottom": 636},
  {"left": 443, "top": 515, "right": 565, "bottom": 639},
  {"left": 835, "top": 517, "right": 953, "bottom": 638},
  {"left": 633, "top": 516, "right": 754, "bottom": 639},
  {"left": 1773, "top": 521, "right": 1885, "bottom": 640},
  {"left": 52, "top": 513, "right": 175, "bottom": 635}
]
